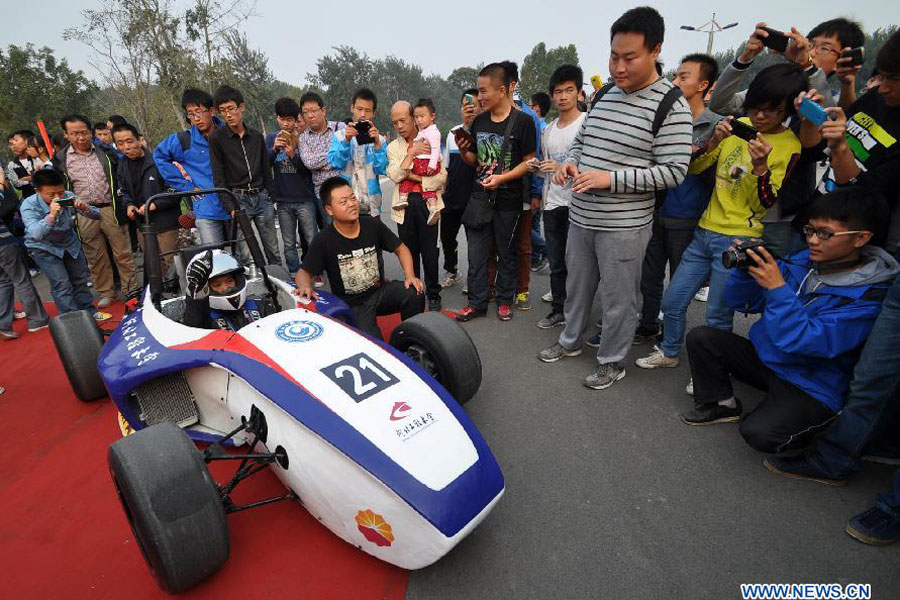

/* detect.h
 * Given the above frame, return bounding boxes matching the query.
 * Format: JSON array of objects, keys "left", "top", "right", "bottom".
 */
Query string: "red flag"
[{"left": 36, "top": 119, "right": 53, "bottom": 158}]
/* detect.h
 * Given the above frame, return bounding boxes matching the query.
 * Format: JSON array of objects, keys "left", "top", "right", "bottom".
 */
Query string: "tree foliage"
[
  {"left": 0, "top": 44, "right": 97, "bottom": 135},
  {"left": 519, "top": 43, "right": 580, "bottom": 101}
]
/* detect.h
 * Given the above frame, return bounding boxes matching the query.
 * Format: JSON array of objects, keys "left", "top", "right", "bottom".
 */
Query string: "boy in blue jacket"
[
  {"left": 154, "top": 88, "right": 230, "bottom": 245},
  {"left": 682, "top": 187, "right": 899, "bottom": 454}
]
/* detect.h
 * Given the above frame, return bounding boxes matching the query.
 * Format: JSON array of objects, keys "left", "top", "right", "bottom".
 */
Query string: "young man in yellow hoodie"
[{"left": 637, "top": 63, "right": 808, "bottom": 370}]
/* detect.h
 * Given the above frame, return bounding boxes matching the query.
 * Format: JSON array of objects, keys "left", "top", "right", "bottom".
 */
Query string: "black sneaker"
[
  {"left": 585, "top": 329, "right": 602, "bottom": 348},
  {"left": 428, "top": 297, "right": 442, "bottom": 312},
  {"left": 537, "top": 312, "right": 565, "bottom": 329},
  {"left": 846, "top": 505, "right": 900, "bottom": 545},
  {"left": 681, "top": 399, "right": 742, "bottom": 426},
  {"left": 763, "top": 454, "right": 847, "bottom": 486},
  {"left": 632, "top": 324, "right": 660, "bottom": 345}
]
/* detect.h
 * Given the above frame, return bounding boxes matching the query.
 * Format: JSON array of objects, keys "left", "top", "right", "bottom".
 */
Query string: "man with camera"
[
  {"left": 682, "top": 188, "right": 898, "bottom": 455},
  {"left": 327, "top": 88, "right": 388, "bottom": 218}
]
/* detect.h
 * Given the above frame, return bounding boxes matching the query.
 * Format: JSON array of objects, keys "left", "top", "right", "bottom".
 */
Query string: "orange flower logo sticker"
[{"left": 355, "top": 509, "right": 395, "bottom": 547}]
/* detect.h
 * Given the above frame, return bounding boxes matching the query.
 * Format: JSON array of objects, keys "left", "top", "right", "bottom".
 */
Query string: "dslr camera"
[{"left": 722, "top": 239, "right": 768, "bottom": 270}]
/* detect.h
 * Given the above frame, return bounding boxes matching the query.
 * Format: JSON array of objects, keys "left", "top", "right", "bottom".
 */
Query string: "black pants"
[
  {"left": 543, "top": 206, "right": 569, "bottom": 315},
  {"left": 687, "top": 326, "right": 836, "bottom": 453},
  {"left": 397, "top": 192, "right": 440, "bottom": 302},
  {"left": 640, "top": 219, "right": 696, "bottom": 329},
  {"left": 351, "top": 280, "right": 425, "bottom": 341},
  {"left": 465, "top": 209, "right": 520, "bottom": 311},
  {"left": 440, "top": 207, "right": 464, "bottom": 275}
]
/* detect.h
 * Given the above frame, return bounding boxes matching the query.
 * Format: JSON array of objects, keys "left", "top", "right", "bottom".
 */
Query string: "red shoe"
[
  {"left": 497, "top": 304, "right": 513, "bottom": 321},
  {"left": 455, "top": 306, "right": 485, "bottom": 322}
]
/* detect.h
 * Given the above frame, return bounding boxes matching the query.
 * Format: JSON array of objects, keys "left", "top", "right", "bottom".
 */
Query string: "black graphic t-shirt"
[
  {"left": 470, "top": 109, "right": 537, "bottom": 211},
  {"left": 301, "top": 216, "right": 401, "bottom": 304}
]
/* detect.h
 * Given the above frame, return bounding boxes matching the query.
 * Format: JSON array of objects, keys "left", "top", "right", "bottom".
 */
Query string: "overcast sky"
[{"left": 6, "top": 0, "right": 899, "bottom": 87}]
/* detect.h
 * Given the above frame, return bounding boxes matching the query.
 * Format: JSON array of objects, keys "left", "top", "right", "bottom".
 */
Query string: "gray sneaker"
[
  {"left": 583, "top": 363, "right": 626, "bottom": 390},
  {"left": 537, "top": 312, "right": 565, "bottom": 329},
  {"left": 441, "top": 271, "right": 462, "bottom": 288},
  {"left": 538, "top": 342, "right": 582, "bottom": 363}
]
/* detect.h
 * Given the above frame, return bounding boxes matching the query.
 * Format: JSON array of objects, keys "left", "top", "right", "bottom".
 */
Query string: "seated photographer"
[
  {"left": 682, "top": 188, "right": 899, "bottom": 455},
  {"left": 293, "top": 176, "right": 425, "bottom": 340},
  {"left": 182, "top": 249, "right": 275, "bottom": 330}
]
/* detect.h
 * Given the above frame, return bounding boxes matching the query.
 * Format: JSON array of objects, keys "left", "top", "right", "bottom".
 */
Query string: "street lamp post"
[{"left": 681, "top": 13, "right": 739, "bottom": 54}]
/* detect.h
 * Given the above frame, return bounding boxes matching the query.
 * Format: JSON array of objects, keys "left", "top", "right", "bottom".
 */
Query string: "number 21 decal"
[{"left": 321, "top": 353, "right": 399, "bottom": 402}]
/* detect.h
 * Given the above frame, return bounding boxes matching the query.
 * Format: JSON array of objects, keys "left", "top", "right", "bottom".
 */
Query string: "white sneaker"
[
  {"left": 426, "top": 208, "right": 440, "bottom": 226},
  {"left": 541, "top": 291, "right": 553, "bottom": 303},
  {"left": 441, "top": 271, "right": 462, "bottom": 288},
  {"left": 635, "top": 345, "right": 680, "bottom": 369},
  {"left": 96, "top": 296, "right": 114, "bottom": 308},
  {"left": 694, "top": 287, "right": 709, "bottom": 302},
  {"left": 686, "top": 378, "right": 694, "bottom": 396}
]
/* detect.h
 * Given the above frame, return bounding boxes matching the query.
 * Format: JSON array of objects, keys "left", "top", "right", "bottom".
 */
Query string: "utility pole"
[{"left": 681, "top": 13, "right": 739, "bottom": 54}]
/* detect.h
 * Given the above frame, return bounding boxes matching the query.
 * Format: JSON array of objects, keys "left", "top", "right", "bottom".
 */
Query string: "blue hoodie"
[
  {"left": 153, "top": 118, "right": 230, "bottom": 221},
  {"left": 515, "top": 99, "right": 543, "bottom": 200},
  {"left": 726, "top": 247, "right": 900, "bottom": 412}
]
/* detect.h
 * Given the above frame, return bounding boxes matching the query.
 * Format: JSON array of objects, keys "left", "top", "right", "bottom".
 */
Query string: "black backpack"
[
  {"left": 590, "top": 84, "right": 683, "bottom": 137},
  {"left": 177, "top": 129, "right": 192, "bottom": 151}
]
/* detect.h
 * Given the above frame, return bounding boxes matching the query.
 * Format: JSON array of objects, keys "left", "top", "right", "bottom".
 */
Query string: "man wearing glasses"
[
  {"left": 680, "top": 187, "right": 898, "bottom": 454},
  {"left": 297, "top": 92, "right": 346, "bottom": 228},
  {"left": 154, "top": 88, "right": 231, "bottom": 246}
]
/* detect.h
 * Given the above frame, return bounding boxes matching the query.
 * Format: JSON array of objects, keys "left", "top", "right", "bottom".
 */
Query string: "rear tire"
[
  {"left": 389, "top": 312, "right": 482, "bottom": 404},
  {"left": 108, "top": 423, "right": 229, "bottom": 594},
  {"left": 49, "top": 309, "right": 106, "bottom": 401}
]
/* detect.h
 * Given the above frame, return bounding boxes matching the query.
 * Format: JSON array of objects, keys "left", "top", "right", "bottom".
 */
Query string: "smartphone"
[
  {"left": 759, "top": 27, "right": 790, "bottom": 53},
  {"left": 355, "top": 119, "right": 373, "bottom": 145},
  {"left": 730, "top": 119, "right": 760, "bottom": 142},
  {"left": 590, "top": 74, "right": 603, "bottom": 89},
  {"left": 841, "top": 47, "right": 865, "bottom": 67},
  {"left": 798, "top": 98, "right": 830, "bottom": 127},
  {"left": 453, "top": 127, "right": 475, "bottom": 146},
  {"left": 464, "top": 93, "right": 476, "bottom": 107}
]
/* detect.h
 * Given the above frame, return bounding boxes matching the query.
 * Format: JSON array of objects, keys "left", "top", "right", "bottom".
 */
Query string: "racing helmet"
[{"left": 207, "top": 252, "right": 248, "bottom": 311}]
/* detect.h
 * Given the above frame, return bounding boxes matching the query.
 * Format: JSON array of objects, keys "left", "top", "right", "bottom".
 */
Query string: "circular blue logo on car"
[{"left": 276, "top": 320, "right": 324, "bottom": 343}]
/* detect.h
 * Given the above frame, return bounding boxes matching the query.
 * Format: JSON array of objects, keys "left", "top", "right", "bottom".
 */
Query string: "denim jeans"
[
  {"left": 879, "top": 470, "right": 900, "bottom": 512},
  {"left": 808, "top": 274, "right": 900, "bottom": 479},
  {"left": 531, "top": 208, "right": 546, "bottom": 262},
  {"left": 542, "top": 206, "right": 569, "bottom": 315},
  {"left": 276, "top": 201, "right": 318, "bottom": 273},
  {"left": 659, "top": 227, "right": 753, "bottom": 357},
  {"left": 236, "top": 192, "right": 282, "bottom": 267},
  {"left": 639, "top": 219, "right": 696, "bottom": 329},
  {"left": 195, "top": 218, "right": 231, "bottom": 246},
  {"left": 30, "top": 248, "right": 95, "bottom": 314}
]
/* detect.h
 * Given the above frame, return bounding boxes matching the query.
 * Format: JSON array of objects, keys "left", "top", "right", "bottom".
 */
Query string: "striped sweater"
[{"left": 566, "top": 78, "right": 693, "bottom": 231}]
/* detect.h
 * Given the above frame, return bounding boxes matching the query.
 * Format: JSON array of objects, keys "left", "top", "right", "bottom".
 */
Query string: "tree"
[
  {"left": 519, "top": 43, "right": 579, "bottom": 101},
  {"left": 220, "top": 30, "right": 275, "bottom": 134},
  {"left": 0, "top": 44, "right": 97, "bottom": 136},
  {"left": 447, "top": 65, "right": 482, "bottom": 91}
]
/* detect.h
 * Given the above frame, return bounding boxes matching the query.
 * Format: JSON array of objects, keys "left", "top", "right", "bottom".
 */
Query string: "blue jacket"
[
  {"left": 515, "top": 100, "right": 543, "bottom": 199},
  {"left": 658, "top": 172, "right": 713, "bottom": 228},
  {"left": 20, "top": 192, "right": 100, "bottom": 258},
  {"left": 726, "top": 248, "right": 900, "bottom": 412},
  {"left": 153, "top": 119, "right": 230, "bottom": 221},
  {"left": 327, "top": 131, "right": 388, "bottom": 216}
]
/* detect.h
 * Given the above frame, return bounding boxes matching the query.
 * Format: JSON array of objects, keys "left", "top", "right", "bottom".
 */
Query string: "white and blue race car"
[{"left": 49, "top": 191, "right": 504, "bottom": 593}]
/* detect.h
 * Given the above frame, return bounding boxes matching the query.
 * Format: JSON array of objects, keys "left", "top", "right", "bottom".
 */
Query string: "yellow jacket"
[{"left": 690, "top": 118, "right": 800, "bottom": 237}]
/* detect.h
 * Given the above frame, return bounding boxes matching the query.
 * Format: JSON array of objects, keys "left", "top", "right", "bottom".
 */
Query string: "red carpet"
[{"left": 0, "top": 302, "right": 408, "bottom": 599}]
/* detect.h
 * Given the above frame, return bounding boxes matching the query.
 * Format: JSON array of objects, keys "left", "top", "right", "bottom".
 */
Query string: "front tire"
[
  {"left": 389, "top": 312, "right": 482, "bottom": 404},
  {"left": 108, "top": 423, "right": 229, "bottom": 594},
  {"left": 49, "top": 309, "right": 106, "bottom": 401}
]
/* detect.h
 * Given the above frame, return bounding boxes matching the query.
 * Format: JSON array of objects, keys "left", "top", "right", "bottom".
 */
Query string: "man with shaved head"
[{"left": 386, "top": 101, "right": 447, "bottom": 311}]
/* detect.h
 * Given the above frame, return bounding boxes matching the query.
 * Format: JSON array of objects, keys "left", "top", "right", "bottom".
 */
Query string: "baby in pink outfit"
[{"left": 395, "top": 98, "right": 443, "bottom": 225}]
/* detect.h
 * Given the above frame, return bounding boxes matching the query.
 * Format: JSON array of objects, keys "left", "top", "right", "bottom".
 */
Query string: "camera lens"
[{"left": 722, "top": 249, "right": 739, "bottom": 269}]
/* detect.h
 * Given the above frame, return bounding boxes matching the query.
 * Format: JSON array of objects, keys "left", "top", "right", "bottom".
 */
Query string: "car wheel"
[
  {"left": 389, "top": 312, "right": 482, "bottom": 404},
  {"left": 108, "top": 423, "right": 230, "bottom": 594},
  {"left": 49, "top": 309, "right": 107, "bottom": 401},
  {"left": 264, "top": 264, "right": 292, "bottom": 283}
]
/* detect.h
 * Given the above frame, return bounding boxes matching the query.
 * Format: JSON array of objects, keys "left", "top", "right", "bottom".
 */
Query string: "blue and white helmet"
[{"left": 207, "top": 252, "right": 247, "bottom": 311}]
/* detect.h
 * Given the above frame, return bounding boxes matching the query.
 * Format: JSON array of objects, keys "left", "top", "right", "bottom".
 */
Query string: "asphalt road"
[{"left": 30, "top": 179, "right": 899, "bottom": 598}]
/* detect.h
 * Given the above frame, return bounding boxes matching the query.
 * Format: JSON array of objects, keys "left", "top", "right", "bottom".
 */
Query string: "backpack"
[
  {"left": 590, "top": 84, "right": 683, "bottom": 137},
  {"left": 177, "top": 130, "right": 192, "bottom": 151}
]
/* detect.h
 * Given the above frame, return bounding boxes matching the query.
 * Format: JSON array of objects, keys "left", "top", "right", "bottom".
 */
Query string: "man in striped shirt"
[{"left": 538, "top": 6, "right": 693, "bottom": 391}]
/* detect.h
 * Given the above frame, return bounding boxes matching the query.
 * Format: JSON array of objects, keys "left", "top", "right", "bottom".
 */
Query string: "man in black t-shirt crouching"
[{"left": 293, "top": 176, "right": 425, "bottom": 339}]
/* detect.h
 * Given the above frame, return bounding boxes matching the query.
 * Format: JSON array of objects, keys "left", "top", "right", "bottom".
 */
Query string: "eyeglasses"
[
  {"left": 302, "top": 107, "right": 323, "bottom": 116},
  {"left": 811, "top": 43, "right": 841, "bottom": 58},
  {"left": 186, "top": 109, "right": 209, "bottom": 120},
  {"left": 218, "top": 106, "right": 242, "bottom": 116},
  {"left": 802, "top": 225, "right": 866, "bottom": 240}
]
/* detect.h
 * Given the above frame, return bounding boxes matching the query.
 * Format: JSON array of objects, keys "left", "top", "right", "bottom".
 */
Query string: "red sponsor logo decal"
[
  {"left": 390, "top": 401, "right": 412, "bottom": 421},
  {"left": 355, "top": 509, "right": 394, "bottom": 547}
]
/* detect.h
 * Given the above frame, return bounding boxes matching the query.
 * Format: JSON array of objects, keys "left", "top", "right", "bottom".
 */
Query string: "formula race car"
[{"left": 49, "top": 190, "right": 505, "bottom": 593}]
